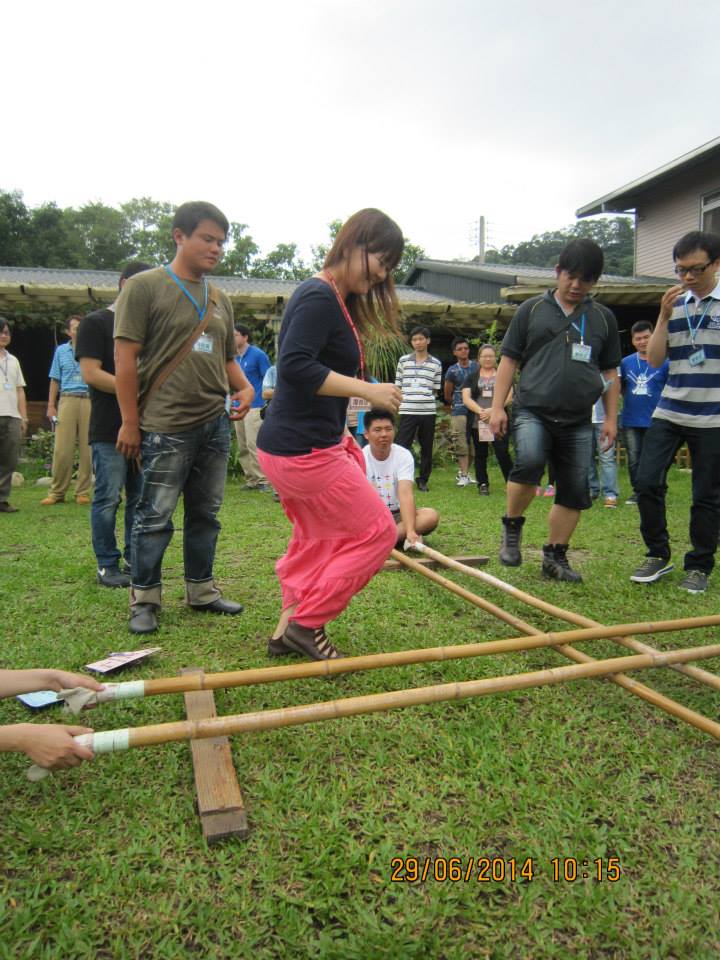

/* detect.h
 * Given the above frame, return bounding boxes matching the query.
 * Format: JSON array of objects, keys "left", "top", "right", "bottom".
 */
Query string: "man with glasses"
[
  {"left": 114, "top": 201, "right": 254, "bottom": 633},
  {"left": 630, "top": 231, "right": 720, "bottom": 594}
]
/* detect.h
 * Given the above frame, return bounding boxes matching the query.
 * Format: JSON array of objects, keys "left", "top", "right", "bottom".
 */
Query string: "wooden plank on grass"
[
  {"left": 382, "top": 553, "right": 489, "bottom": 572},
  {"left": 181, "top": 668, "right": 249, "bottom": 844}
]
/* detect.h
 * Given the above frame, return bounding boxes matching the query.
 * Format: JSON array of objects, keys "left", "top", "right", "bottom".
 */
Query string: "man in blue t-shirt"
[
  {"left": 443, "top": 336, "right": 478, "bottom": 486},
  {"left": 41, "top": 315, "right": 92, "bottom": 505},
  {"left": 233, "top": 324, "right": 271, "bottom": 491},
  {"left": 620, "top": 321, "right": 668, "bottom": 505}
]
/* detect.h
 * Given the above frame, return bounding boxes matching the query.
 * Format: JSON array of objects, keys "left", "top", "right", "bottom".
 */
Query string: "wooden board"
[
  {"left": 382, "top": 553, "right": 489, "bottom": 572},
  {"left": 181, "top": 668, "right": 249, "bottom": 844}
]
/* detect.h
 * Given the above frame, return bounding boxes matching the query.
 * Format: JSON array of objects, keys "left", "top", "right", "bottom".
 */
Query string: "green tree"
[
  {"left": 27, "top": 203, "right": 83, "bottom": 268},
  {"left": 394, "top": 240, "right": 425, "bottom": 284},
  {"left": 120, "top": 197, "right": 175, "bottom": 265},
  {"left": 66, "top": 202, "right": 134, "bottom": 270},
  {"left": 485, "top": 216, "right": 635, "bottom": 276},
  {"left": 250, "top": 242, "right": 312, "bottom": 280},
  {"left": 0, "top": 190, "right": 30, "bottom": 265},
  {"left": 214, "top": 221, "right": 259, "bottom": 277}
]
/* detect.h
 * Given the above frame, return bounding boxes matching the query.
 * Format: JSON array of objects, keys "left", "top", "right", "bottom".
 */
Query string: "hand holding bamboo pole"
[{"left": 27, "top": 640, "right": 720, "bottom": 781}]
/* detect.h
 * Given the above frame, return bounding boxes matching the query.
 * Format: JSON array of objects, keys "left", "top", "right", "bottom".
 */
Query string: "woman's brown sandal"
[{"left": 282, "top": 622, "right": 344, "bottom": 661}]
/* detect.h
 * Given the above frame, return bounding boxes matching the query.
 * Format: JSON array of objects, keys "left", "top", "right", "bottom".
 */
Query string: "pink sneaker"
[{"left": 543, "top": 485, "right": 555, "bottom": 497}]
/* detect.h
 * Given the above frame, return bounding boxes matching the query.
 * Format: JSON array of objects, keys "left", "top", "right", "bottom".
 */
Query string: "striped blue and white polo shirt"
[
  {"left": 653, "top": 281, "right": 720, "bottom": 429},
  {"left": 395, "top": 353, "right": 442, "bottom": 416}
]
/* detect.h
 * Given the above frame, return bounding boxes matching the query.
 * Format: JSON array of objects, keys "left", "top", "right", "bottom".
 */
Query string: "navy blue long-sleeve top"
[{"left": 257, "top": 278, "right": 360, "bottom": 456}]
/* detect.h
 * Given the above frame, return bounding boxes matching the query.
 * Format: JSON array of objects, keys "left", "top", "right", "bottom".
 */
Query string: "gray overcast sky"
[{"left": 3, "top": 0, "right": 718, "bottom": 262}]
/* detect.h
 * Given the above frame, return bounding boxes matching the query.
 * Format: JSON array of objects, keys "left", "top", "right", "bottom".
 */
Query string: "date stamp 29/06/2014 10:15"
[{"left": 390, "top": 857, "right": 622, "bottom": 884}]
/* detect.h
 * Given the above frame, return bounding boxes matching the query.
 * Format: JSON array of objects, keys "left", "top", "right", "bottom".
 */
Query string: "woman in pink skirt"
[{"left": 257, "top": 209, "right": 404, "bottom": 661}]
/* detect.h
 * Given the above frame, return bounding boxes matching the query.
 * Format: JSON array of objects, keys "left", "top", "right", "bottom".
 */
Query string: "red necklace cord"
[{"left": 322, "top": 270, "right": 366, "bottom": 381}]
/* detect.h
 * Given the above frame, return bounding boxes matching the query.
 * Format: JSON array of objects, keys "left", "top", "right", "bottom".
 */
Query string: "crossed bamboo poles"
[{"left": 29, "top": 546, "right": 720, "bottom": 779}]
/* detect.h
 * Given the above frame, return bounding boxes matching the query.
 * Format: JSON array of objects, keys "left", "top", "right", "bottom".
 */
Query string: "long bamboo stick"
[
  {"left": 68, "top": 614, "right": 720, "bottom": 708},
  {"left": 390, "top": 549, "right": 720, "bottom": 740},
  {"left": 54, "top": 643, "right": 720, "bottom": 760},
  {"left": 408, "top": 544, "right": 720, "bottom": 692}
]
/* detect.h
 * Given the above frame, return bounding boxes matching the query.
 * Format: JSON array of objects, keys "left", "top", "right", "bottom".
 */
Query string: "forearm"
[
  {"left": 47, "top": 380, "right": 59, "bottom": 409},
  {"left": 397, "top": 484, "right": 416, "bottom": 536},
  {"left": 17, "top": 387, "right": 27, "bottom": 420},
  {"left": 226, "top": 361, "right": 253, "bottom": 397},
  {"left": 316, "top": 371, "right": 373, "bottom": 400},
  {"left": 0, "top": 668, "right": 55, "bottom": 699},
  {"left": 461, "top": 389, "right": 483, "bottom": 417},
  {"left": 114, "top": 343, "right": 141, "bottom": 426},
  {"left": 0, "top": 724, "right": 33, "bottom": 754},
  {"left": 80, "top": 360, "right": 116, "bottom": 394},
  {"left": 601, "top": 371, "right": 619, "bottom": 420},
  {"left": 490, "top": 357, "right": 517, "bottom": 411},
  {"left": 646, "top": 321, "right": 669, "bottom": 367}
]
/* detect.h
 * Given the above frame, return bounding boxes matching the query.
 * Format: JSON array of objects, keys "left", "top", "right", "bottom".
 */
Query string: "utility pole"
[{"left": 478, "top": 215, "right": 486, "bottom": 263}]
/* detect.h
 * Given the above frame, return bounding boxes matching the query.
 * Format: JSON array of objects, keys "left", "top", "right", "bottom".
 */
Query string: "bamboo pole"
[
  {"left": 80, "top": 614, "right": 720, "bottom": 706},
  {"left": 390, "top": 549, "right": 720, "bottom": 740},
  {"left": 406, "top": 544, "right": 720, "bottom": 692},
  {"left": 65, "top": 643, "right": 720, "bottom": 758}
]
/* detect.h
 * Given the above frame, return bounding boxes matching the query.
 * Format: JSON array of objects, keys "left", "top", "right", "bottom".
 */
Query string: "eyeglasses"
[{"left": 674, "top": 261, "right": 714, "bottom": 278}]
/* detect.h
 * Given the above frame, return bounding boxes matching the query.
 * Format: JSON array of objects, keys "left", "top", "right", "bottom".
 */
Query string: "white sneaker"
[{"left": 455, "top": 474, "right": 471, "bottom": 487}]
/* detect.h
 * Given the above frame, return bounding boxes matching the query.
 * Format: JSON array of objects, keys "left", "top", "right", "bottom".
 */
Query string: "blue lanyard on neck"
[
  {"left": 164, "top": 265, "right": 208, "bottom": 322},
  {"left": 684, "top": 297, "right": 713, "bottom": 345},
  {"left": 571, "top": 313, "right": 586, "bottom": 344}
]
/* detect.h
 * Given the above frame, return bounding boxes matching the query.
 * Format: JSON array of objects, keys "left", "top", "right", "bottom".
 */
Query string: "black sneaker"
[
  {"left": 417, "top": 480, "right": 429, "bottom": 492},
  {"left": 630, "top": 557, "right": 673, "bottom": 583},
  {"left": 478, "top": 483, "right": 490, "bottom": 496},
  {"left": 679, "top": 569, "right": 708, "bottom": 594},
  {"left": 97, "top": 566, "right": 132, "bottom": 588},
  {"left": 625, "top": 494, "right": 638, "bottom": 505},
  {"left": 542, "top": 544, "right": 582, "bottom": 582},
  {"left": 499, "top": 515, "right": 524, "bottom": 566}
]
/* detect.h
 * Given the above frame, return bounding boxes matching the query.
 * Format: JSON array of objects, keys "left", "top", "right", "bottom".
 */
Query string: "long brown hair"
[{"left": 324, "top": 208, "right": 404, "bottom": 336}]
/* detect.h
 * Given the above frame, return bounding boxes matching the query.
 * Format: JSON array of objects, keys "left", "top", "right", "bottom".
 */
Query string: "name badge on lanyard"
[
  {"left": 3, "top": 382, "right": 13, "bottom": 391},
  {"left": 193, "top": 334, "right": 214, "bottom": 354},
  {"left": 685, "top": 299, "right": 711, "bottom": 367},
  {"left": 570, "top": 313, "right": 591, "bottom": 363}
]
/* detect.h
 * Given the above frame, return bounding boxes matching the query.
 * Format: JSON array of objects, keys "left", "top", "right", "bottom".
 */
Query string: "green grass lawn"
[{"left": 1, "top": 460, "right": 719, "bottom": 959}]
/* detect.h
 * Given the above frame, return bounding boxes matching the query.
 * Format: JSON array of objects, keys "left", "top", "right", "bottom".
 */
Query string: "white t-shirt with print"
[{"left": 363, "top": 443, "right": 415, "bottom": 513}]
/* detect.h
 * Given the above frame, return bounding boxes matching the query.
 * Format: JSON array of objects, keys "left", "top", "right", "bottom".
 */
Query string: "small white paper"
[{"left": 86, "top": 647, "right": 161, "bottom": 674}]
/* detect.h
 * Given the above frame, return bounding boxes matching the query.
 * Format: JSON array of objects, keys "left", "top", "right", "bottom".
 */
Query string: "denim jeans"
[
  {"left": 636, "top": 418, "right": 720, "bottom": 573},
  {"left": 91, "top": 442, "right": 142, "bottom": 569},
  {"left": 623, "top": 426, "right": 647, "bottom": 492},
  {"left": 589, "top": 423, "right": 618, "bottom": 498},
  {"left": 510, "top": 408, "right": 593, "bottom": 510},
  {"left": 131, "top": 412, "right": 231, "bottom": 606}
]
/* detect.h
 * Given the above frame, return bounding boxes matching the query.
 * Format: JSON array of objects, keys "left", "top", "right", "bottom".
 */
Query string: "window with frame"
[{"left": 702, "top": 189, "right": 720, "bottom": 234}]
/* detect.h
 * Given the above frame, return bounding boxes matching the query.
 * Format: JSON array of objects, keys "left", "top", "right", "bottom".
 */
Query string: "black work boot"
[
  {"left": 542, "top": 543, "right": 582, "bottom": 582},
  {"left": 499, "top": 515, "right": 525, "bottom": 566}
]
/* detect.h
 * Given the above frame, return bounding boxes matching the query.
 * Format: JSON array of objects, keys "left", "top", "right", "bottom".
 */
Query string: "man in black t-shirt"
[{"left": 76, "top": 261, "right": 152, "bottom": 587}]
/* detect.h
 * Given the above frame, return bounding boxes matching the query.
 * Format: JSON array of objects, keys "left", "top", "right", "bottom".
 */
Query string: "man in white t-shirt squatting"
[{"left": 363, "top": 408, "right": 439, "bottom": 547}]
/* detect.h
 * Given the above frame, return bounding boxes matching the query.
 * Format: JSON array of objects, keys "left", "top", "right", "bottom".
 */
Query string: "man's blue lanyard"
[
  {"left": 164, "top": 265, "right": 208, "bottom": 322},
  {"left": 684, "top": 297, "right": 713, "bottom": 346},
  {"left": 570, "top": 314, "right": 586, "bottom": 344}
]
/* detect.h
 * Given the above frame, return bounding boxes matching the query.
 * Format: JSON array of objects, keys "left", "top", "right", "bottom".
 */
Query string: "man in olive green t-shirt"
[{"left": 114, "top": 200, "right": 254, "bottom": 635}]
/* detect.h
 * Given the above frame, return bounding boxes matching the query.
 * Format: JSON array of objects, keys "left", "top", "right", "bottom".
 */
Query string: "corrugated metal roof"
[
  {"left": 404, "top": 258, "right": 665, "bottom": 286},
  {"left": 576, "top": 136, "right": 720, "bottom": 217},
  {"left": 0, "top": 265, "right": 514, "bottom": 334}
]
